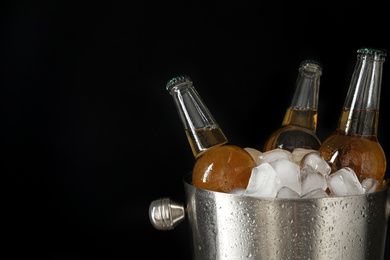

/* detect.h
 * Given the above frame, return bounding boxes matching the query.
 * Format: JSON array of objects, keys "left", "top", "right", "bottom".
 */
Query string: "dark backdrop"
[{"left": 3, "top": 1, "right": 389, "bottom": 259}]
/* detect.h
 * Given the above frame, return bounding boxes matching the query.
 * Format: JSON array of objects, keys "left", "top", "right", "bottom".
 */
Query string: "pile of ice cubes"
[{"left": 230, "top": 148, "right": 379, "bottom": 199}]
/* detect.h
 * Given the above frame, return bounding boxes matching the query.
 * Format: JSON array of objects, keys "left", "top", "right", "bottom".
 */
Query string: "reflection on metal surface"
[
  {"left": 149, "top": 197, "right": 185, "bottom": 231},
  {"left": 184, "top": 174, "right": 389, "bottom": 260},
  {"left": 149, "top": 173, "right": 389, "bottom": 259}
]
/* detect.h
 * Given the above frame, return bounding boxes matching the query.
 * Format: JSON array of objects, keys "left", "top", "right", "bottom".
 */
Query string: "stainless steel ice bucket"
[{"left": 150, "top": 174, "right": 390, "bottom": 259}]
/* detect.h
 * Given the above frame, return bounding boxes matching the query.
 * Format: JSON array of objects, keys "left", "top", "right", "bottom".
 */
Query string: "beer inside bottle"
[
  {"left": 263, "top": 60, "right": 322, "bottom": 152},
  {"left": 319, "top": 48, "right": 387, "bottom": 190},
  {"left": 167, "top": 76, "right": 256, "bottom": 193},
  {"left": 184, "top": 126, "right": 227, "bottom": 158}
]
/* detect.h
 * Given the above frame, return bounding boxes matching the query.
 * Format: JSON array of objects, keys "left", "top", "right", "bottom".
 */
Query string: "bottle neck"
[
  {"left": 169, "top": 80, "right": 228, "bottom": 157},
  {"left": 337, "top": 53, "right": 385, "bottom": 138},
  {"left": 282, "top": 62, "right": 322, "bottom": 132}
]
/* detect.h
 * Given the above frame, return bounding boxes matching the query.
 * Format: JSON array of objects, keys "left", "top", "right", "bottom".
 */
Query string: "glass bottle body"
[
  {"left": 263, "top": 107, "right": 321, "bottom": 152},
  {"left": 318, "top": 48, "right": 386, "bottom": 190},
  {"left": 263, "top": 61, "right": 322, "bottom": 152},
  {"left": 167, "top": 76, "right": 255, "bottom": 193}
]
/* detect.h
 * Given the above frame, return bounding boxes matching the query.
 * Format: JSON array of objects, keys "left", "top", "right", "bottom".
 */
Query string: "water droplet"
[
  {"left": 198, "top": 246, "right": 202, "bottom": 251},
  {"left": 321, "top": 206, "right": 328, "bottom": 211}
]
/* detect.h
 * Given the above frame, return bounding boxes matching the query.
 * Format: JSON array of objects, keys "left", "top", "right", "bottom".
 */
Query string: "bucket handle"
[{"left": 149, "top": 197, "right": 185, "bottom": 231}]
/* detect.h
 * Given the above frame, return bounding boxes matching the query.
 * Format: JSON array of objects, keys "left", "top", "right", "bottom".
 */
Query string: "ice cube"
[
  {"left": 269, "top": 158, "right": 301, "bottom": 194},
  {"left": 301, "top": 188, "right": 329, "bottom": 199},
  {"left": 258, "top": 149, "right": 293, "bottom": 164},
  {"left": 244, "top": 147, "right": 263, "bottom": 165},
  {"left": 230, "top": 187, "right": 246, "bottom": 196},
  {"left": 300, "top": 152, "right": 331, "bottom": 176},
  {"left": 327, "top": 167, "right": 365, "bottom": 196},
  {"left": 361, "top": 178, "right": 379, "bottom": 194},
  {"left": 244, "top": 163, "right": 282, "bottom": 198},
  {"left": 300, "top": 165, "right": 327, "bottom": 195},
  {"left": 276, "top": 186, "right": 300, "bottom": 198},
  {"left": 291, "top": 148, "right": 317, "bottom": 164}
]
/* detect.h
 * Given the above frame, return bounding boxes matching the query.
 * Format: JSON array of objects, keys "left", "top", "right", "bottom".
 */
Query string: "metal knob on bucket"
[
  {"left": 150, "top": 174, "right": 390, "bottom": 259},
  {"left": 149, "top": 197, "right": 185, "bottom": 231}
]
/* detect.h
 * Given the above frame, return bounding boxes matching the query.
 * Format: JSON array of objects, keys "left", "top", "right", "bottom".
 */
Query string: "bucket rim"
[{"left": 182, "top": 172, "right": 389, "bottom": 201}]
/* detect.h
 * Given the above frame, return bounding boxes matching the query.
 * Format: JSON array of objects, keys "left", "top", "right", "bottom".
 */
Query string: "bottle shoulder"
[
  {"left": 263, "top": 125, "right": 321, "bottom": 152},
  {"left": 320, "top": 130, "right": 381, "bottom": 146},
  {"left": 269, "top": 125, "right": 318, "bottom": 135},
  {"left": 196, "top": 143, "right": 252, "bottom": 160}
]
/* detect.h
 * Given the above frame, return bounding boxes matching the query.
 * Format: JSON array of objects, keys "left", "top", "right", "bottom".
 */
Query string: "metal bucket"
[{"left": 150, "top": 174, "right": 390, "bottom": 259}]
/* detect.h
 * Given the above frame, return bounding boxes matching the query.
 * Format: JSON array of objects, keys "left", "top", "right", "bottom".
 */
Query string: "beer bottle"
[
  {"left": 263, "top": 60, "right": 322, "bottom": 152},
  {"left": 318, "top": 48, "right": 386, "bottom": 190},
  {"left": 166, "top": 76, "right": 256, "bottom": 193}
]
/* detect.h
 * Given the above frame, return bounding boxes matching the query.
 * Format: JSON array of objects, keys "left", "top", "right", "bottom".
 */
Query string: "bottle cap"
[
  {"left": 166, "top": 75, "right": 192, "bottom": 91},
  {"left": 357, "top": 47, "right": 387, "bottom": 57},
  {"left": 300, "top": 59, "right": 323, "bottom": 69}
]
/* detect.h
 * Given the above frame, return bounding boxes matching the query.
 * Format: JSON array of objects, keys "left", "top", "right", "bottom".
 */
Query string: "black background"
[{"left": 3, "top": 0, "right": 390, "bottom": 259}]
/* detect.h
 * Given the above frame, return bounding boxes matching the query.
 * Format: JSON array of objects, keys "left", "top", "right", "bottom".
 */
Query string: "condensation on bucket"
[{"left": 184, "top": 174, "right": 389, "bottom": 260}]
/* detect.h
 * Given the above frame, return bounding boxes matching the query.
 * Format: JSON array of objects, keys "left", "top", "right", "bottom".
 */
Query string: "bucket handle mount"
[{"left": 149, "top": 197, "right": 185, "bottom": 231}]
